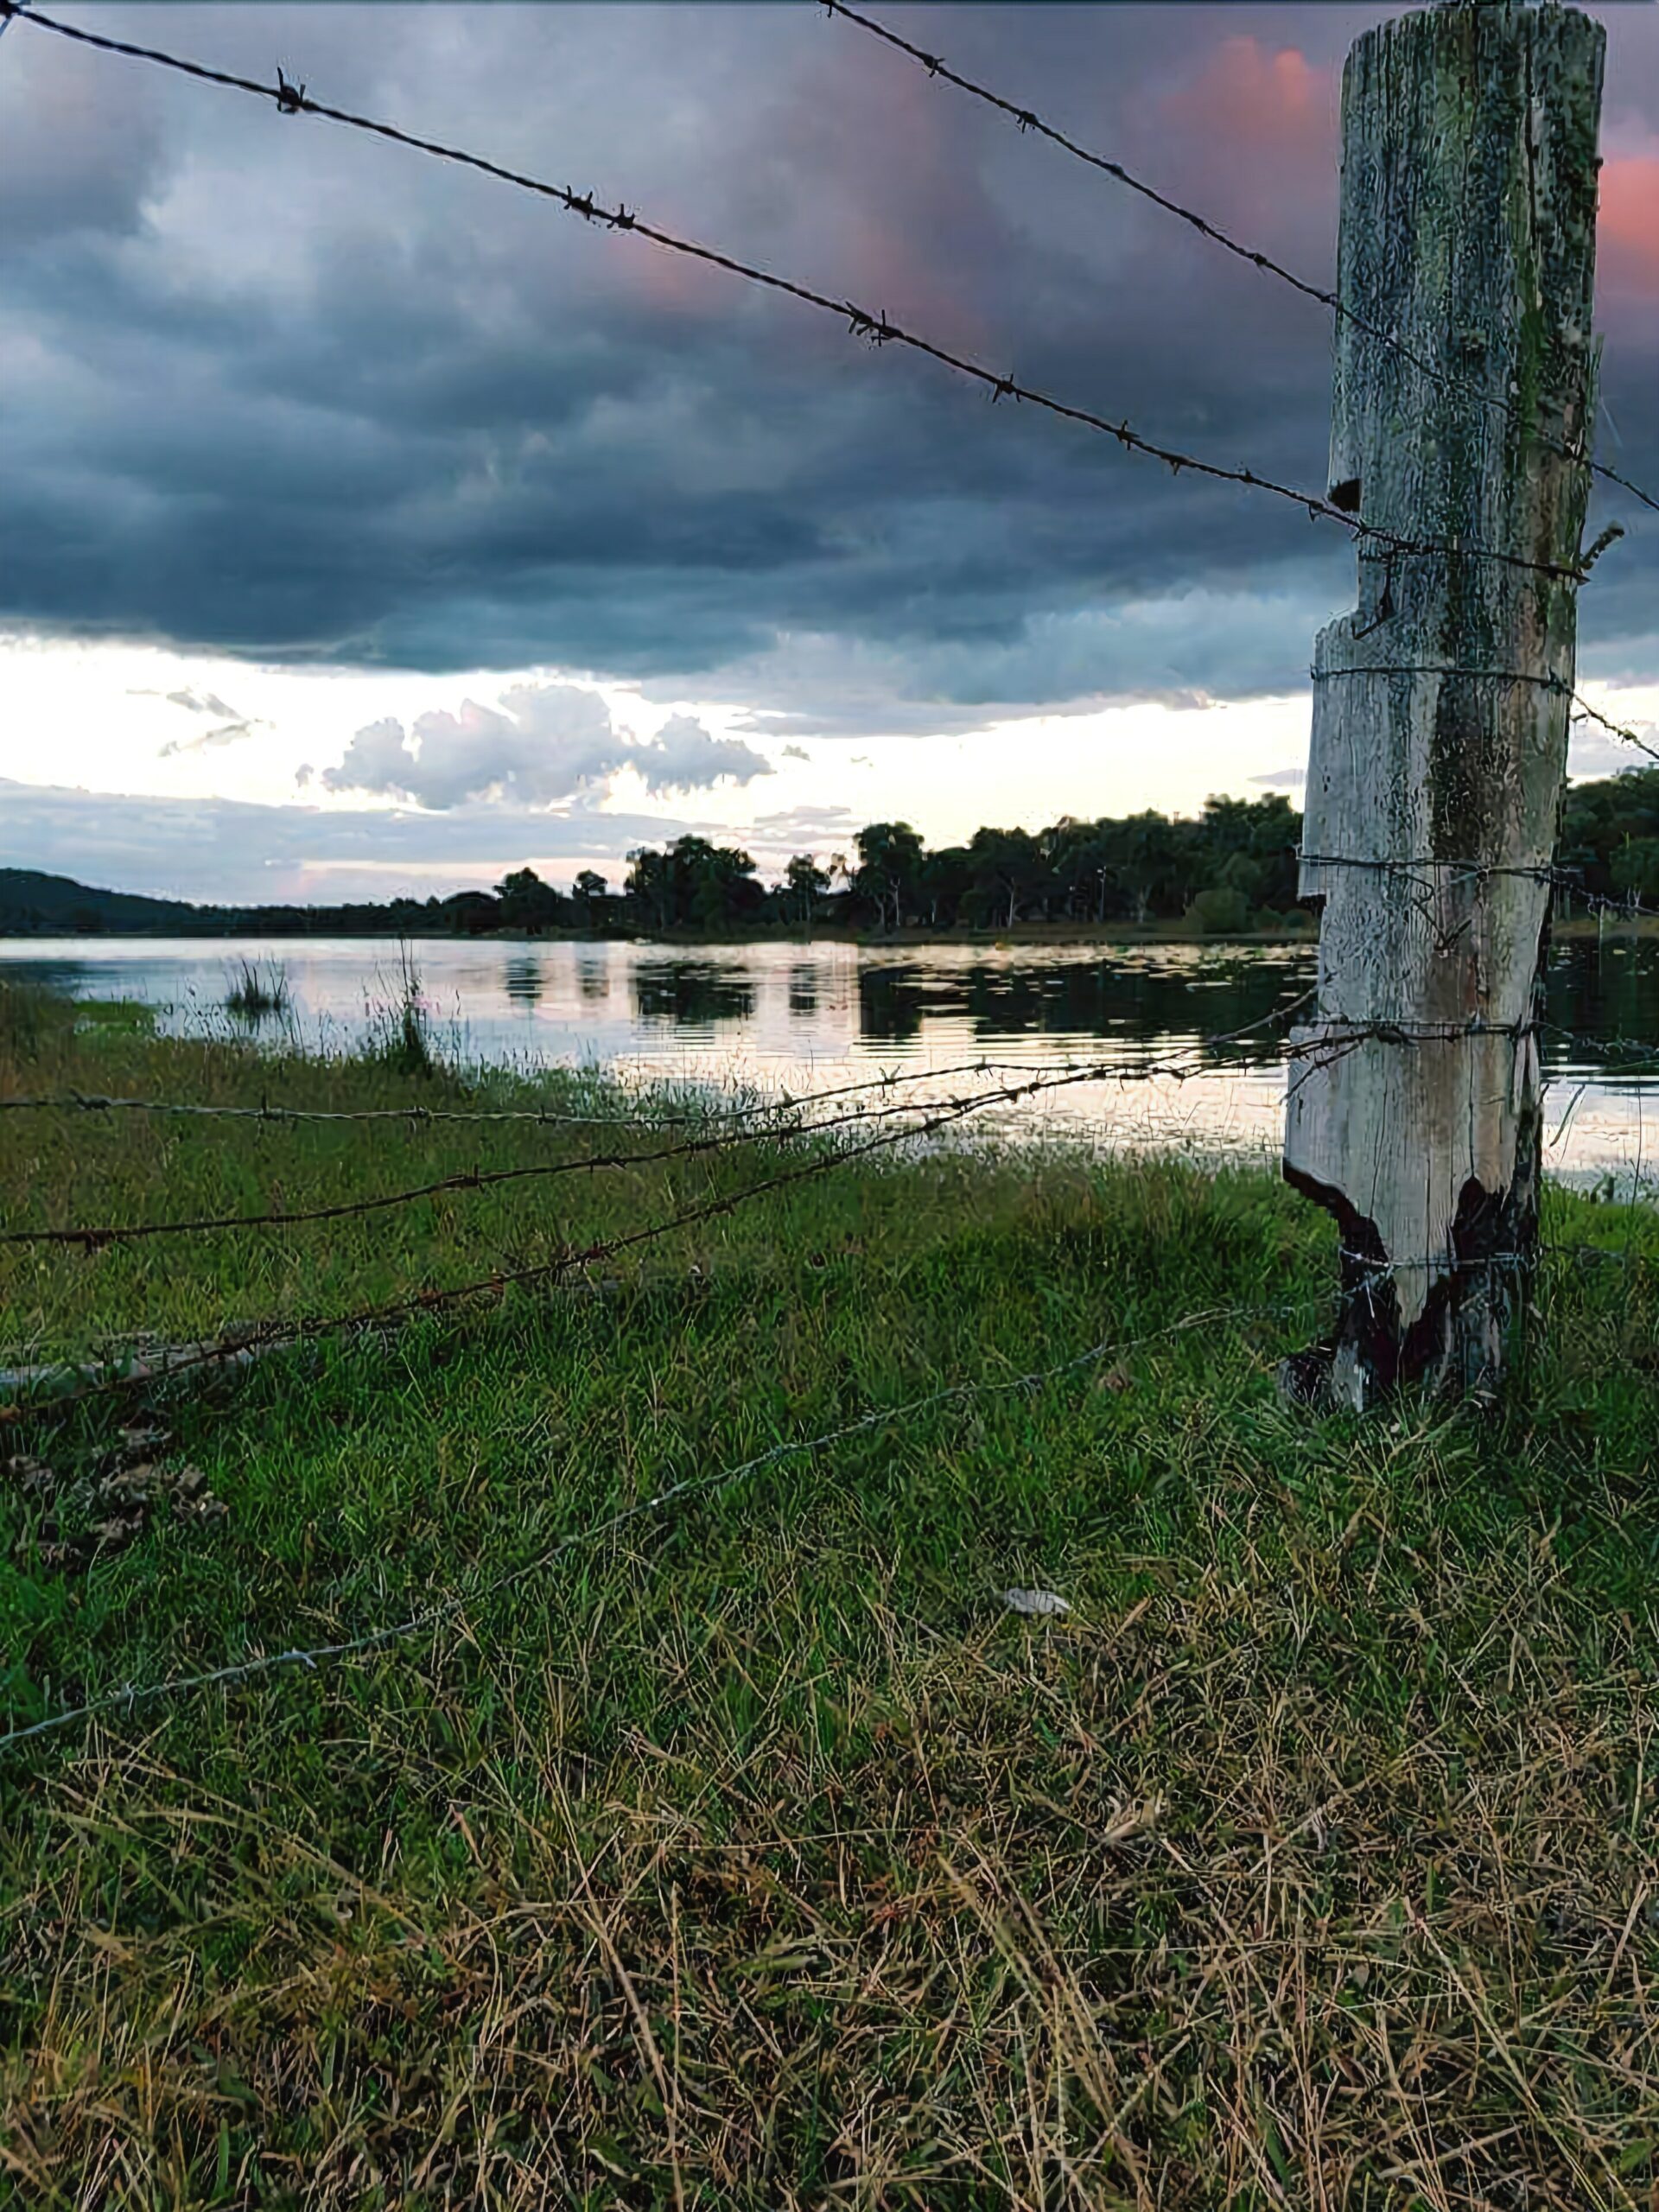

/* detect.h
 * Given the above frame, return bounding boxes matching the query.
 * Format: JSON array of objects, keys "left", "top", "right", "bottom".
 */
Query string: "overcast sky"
[{"left": 2, "top": 1, "right": 1656, "bottom": 904}]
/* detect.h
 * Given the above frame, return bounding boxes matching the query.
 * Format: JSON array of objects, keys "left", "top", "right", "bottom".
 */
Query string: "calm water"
[{"left": 4, "top": 933, "right": 1658, "bottom": 1184}]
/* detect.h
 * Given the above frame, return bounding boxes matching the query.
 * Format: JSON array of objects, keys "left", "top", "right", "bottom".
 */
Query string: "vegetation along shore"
[
  {"left": 2, "top": 977, "right": 1658, "bottom": 2202},
  {"left": 6, "top": 766, "right": 1659, "bottom": 944}
]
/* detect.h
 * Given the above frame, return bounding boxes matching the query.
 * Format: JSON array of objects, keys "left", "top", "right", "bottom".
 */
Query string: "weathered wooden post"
[{"left": 1282, "top": 0, "right": 1603, "bottom": 1408}]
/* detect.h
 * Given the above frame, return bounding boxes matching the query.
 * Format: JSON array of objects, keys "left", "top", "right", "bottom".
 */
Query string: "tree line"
[
  {"left": 473, "top": 793, "right": 1313, "bottom": 938},
  {"left": 5, "top": 769, "right": 1656, "bottom": 938}
]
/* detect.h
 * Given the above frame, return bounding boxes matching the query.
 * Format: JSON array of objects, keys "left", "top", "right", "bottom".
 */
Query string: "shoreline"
[{"left": 2, "top": 913, "right": 1654, "bottom": 950}]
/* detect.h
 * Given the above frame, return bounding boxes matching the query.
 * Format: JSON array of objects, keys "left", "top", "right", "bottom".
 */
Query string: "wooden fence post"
[{"left": 1282, "top": 0, "right": 1604, "bottom": 1409}]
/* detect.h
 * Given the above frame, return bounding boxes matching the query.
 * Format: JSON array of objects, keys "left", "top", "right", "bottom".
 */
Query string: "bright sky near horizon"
[{"left": 2, "top": 2, "right": 1656, "bottom": 903}]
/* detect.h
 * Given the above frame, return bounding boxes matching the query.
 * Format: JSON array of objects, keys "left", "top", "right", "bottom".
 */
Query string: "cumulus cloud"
[
  {"left": 323, "top": 684, "right": 626, "bottom": 808},
  {"left": 321, "top": 686, "right": 771, "bottom": 810},
  {"left": 629, "top": 713, "right": 772, "bottom": 797}
]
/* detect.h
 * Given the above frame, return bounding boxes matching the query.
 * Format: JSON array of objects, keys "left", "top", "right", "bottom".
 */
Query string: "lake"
[{"left": 4, "top": 932, "right": 1658, "bottom": 1186}]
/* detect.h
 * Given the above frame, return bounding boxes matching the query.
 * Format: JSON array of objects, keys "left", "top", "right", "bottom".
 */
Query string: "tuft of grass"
[
  {"left": 1, "top": 1008, "right": 1658, "bottom": 2205},
  {"left": 224, "top": 957, "right": 290, "bottom": 1021},
  {"left": 366, "top": 947, "right": 435, "bottom": 1078}
]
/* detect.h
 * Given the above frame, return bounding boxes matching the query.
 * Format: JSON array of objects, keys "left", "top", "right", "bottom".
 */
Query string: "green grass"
[{"left": 3, "top": 993, "right": 1659, "bottom": 2206}]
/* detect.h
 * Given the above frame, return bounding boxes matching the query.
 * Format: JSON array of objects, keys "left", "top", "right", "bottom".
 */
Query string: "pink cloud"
[
  {"left": 1599, "top": 156, "right": 1659, "bottom": 291},
  {"left": 1148, "top": 38, "right": 1338, "bottom": 255}
]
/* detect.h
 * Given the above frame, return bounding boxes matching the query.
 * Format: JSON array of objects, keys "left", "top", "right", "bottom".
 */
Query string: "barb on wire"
[
  {"left": 822, "top": 0, "right": 1658, "bottom": 522},
  {"left": 0, "top": 0, "right": 1588, "bottom": 586},
  {"left": 0, "top": 1294, "right": 1313, "bottom": 1755}
]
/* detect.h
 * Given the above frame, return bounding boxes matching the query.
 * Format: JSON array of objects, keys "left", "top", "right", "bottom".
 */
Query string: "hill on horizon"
[{"left": 0, "top": 868, "right": 212, "bottom": 937}]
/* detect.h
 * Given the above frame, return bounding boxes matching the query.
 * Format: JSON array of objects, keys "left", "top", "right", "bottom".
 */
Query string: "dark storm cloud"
[{"left": 1, "top": 3, "right": 1656, "bottom": 727}]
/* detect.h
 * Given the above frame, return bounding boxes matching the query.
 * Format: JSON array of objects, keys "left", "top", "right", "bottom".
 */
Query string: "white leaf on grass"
[{"left": 1001, "top": 1586, "right": 1070, "bottom": 1617}]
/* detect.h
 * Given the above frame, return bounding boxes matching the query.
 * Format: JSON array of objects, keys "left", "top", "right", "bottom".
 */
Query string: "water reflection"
[
  {"left": 6, "top": 931, "right": 1659, "bottom": 1181},
  {"left": 504, "top": 953, "right": 543, "bottom": 1007},
  {"left": 788, "top": 963, "right": 821, "bottom": 1018},
  {"left": 631, "top": 960, "right": 756, "bottom": 1030},
  {"left": 576, "top": 955, "right": 610, "bottom": 1002},
  {"left": 852, "top": 951, "right": 1307, "bottom": 1048}
]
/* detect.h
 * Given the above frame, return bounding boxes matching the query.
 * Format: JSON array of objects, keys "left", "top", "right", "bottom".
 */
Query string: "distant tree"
[
  {"left": 571, "top": 869, "right": 609, "bottom": 931},
  {"left": 494, "top": 868, "right": 563, "bottom": 933},
  {"left": 783, "top": 854, "right": 830, "bottom": 926},
  {"left": 968, "top": 826, "right": 1046, "bottom": 929},
  {"left": 626, "top": 837, "right": 762, "bottom": 931},
  {"left": 1186, "top": 885, "right": 1253, "bottom": 936},
  {"left": 1612, "top": 837, "right": 1659, "bottom": 905},
  {"left": 919, "top": 845, "right": 972, "bottom": 928},
  {"left": 1103, "top": 812, "right": 1184, "bottom": 925},
  {"left": 855, "top": 822, "right": 925, "bottom": 932},
  {"left": 442, "top": 890, "right": 500, "bottom": 936}
]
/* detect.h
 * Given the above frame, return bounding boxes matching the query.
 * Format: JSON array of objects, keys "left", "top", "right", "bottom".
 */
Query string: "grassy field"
[{"left": 3, "top": 979, "right": 1659, "bottom": 2208}]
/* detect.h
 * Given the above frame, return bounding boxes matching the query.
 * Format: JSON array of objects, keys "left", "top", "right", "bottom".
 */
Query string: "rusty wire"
[
  {"left": 0, "top": 1, "right": 1593, "bottom": 586},
  {"left": 823, "top": 0, "right": 1657, "bottom": 522}
]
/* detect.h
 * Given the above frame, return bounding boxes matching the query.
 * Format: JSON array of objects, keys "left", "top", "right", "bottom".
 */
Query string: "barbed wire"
[
  {"left": 1570, "top": 694, "right": 1659, "bottom": 767},
  {"left": 0, "top": 1043, "right": 1287, "bottom": 1134},
  {"left": 0, "top": 1017, "right": 1318, "bottom": 1265},
  {"left": 822, "top": 0, "right": 1658, "bottom": 520},
  {"left": 0, "top": 1293, "right": 1318, "bottom": 1756},
  {"left": 0, "top": 1, "right": 1590, "bottom": 587},
  {"left": 7, "top": 1217, "right": 1650, "bottom": 1756},
  {"left": 0, "top": 1050, "right": 1227, "bottom": 1249},
  {"left": 1298, "top": 851, "right": 1659, "bottom": 931},
  {"left": 3, "top": 1054, "right": 1305, "bottom": 1416}
]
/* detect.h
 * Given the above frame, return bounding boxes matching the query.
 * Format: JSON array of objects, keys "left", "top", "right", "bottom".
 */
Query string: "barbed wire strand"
[
  {"left": 0, "top": 1, "right": 1589, "bottom": 586},
  {"left": 8, "top": 1218, "right": 1646, "bottom": 1758},
  {"left": 0, "top": 1060, "right": 1277, "bottom": 1415},
  {"left": 1297, "top": 851, "right": 1659, "bottom": 931},
  {"left": 0, "top": 1075, "right": 1103, "bottom": 1249},
  {"left": 0, "top": 1294, "right": 1323, "bottom": 1755},
  {"left": 0, "top": 1039, "right": 1295, "bottom": 1134},
  {"left": 0, "top": 1000, "right": 1327, "bottom": 1250},
  {"left": 822, "top": 0, "right": 1658, "bottom": 520}
]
